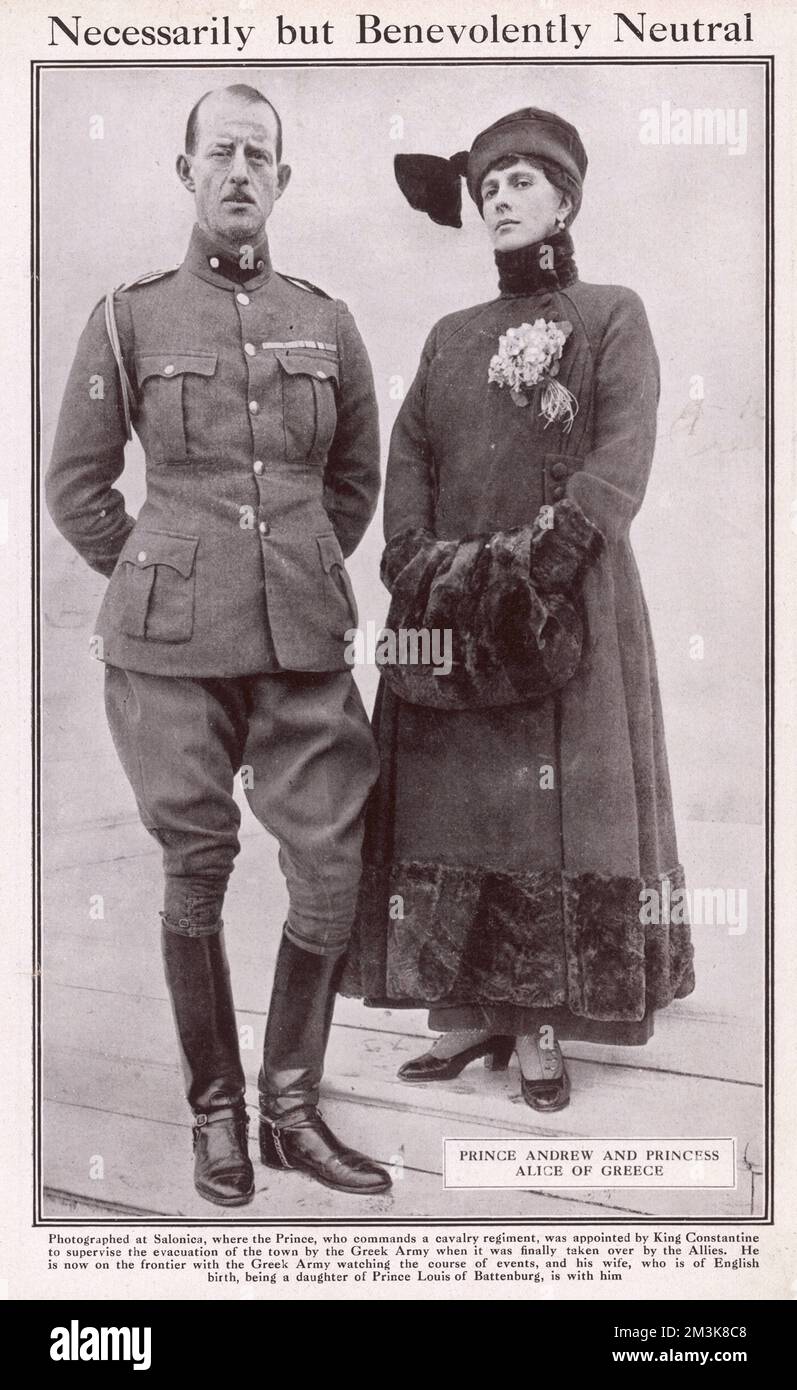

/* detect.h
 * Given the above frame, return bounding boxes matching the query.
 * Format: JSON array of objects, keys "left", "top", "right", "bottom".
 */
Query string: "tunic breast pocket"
[
  {"left": 275, "top": 350, "right": 339, "bottom": 462},
  {"left": 134, "top": 352, "right": 218, "bottom": 464}
]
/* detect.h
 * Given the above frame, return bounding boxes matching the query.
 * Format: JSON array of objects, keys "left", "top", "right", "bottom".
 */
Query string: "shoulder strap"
[
  {"left": 104, "top": 268, "right": 179, "bottom": 440},
  {"left": 279, "top": 272, "right": 333, "bottom": 300}
]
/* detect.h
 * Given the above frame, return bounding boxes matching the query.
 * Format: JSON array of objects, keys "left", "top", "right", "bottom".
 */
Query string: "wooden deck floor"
[{"left": 39, "top": 562, "right": 767, "bottom": 1223}]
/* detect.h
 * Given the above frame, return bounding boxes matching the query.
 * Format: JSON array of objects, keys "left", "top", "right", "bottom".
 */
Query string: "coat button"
[
  {"left": 258, "top": 520, "right": 269, "bottom": 536},
  {"left": 237, "top": 292, "right": 250, "bottom": 306},
  {"left": 249, "top": 401, "right": 259, "bottom": 414},
  {"left": 163, "top": 364, "right": 175, "bottom": 375},
  {"left": 137, "top": 551, "right": 147, "bottom": 562},
  {"left": 209, "top": 256, "right": 220, "bottom": 269},
  {"left": 244, "top": 342, "right": 256, "bottom": 356},
  {"left": 551, "top": 461, "right": 568, "bottom": 480},
  {"left": 253, "top": 460, "right": 264, "bottom": 475}
]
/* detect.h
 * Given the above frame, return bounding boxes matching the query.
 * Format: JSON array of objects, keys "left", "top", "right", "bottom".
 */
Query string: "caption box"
[{"left": 444, "top": 1139, "right": 736, "bottom": 1188}]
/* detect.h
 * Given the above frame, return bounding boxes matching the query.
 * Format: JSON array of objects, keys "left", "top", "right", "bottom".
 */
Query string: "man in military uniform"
[{"left": 46, "top": 84, "right": 390, "bottom": 1204}]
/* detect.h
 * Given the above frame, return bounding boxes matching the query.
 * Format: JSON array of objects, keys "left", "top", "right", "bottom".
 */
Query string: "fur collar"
[{"left": 495, "top": 227, "right": 578, "bottom": 297}]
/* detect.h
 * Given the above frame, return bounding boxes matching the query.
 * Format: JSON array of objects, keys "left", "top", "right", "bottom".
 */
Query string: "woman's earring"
[{"left": 556, "top": 214, "right": 567, "bottom": 230}]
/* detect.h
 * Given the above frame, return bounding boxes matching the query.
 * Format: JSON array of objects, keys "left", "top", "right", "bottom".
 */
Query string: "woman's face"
[{"left": 481, "top": 159, "right": 571, "bottom": 251}]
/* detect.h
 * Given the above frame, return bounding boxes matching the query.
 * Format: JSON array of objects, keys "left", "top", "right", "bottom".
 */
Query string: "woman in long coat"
[{"left": 341, "top": 108, "right": 695, "bottom": 1110}]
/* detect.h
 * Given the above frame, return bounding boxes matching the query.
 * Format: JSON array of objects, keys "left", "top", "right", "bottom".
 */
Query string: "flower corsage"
[{"left": 488, "top": 318, "right": 578, "bottom": 431}]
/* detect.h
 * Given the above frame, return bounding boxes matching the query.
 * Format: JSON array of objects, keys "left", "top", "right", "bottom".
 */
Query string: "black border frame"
[{"left": 31, "top": 55, "right": 775, "bottom": 1229}]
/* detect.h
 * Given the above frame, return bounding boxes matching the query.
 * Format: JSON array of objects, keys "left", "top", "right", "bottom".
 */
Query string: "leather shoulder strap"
[{"left": 103, "top": 267, "right": 178, "bottom": 440}]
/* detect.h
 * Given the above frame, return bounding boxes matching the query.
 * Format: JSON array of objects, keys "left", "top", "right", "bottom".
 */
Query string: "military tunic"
[
  {"left": 47, "top": 225, "right": 381, "bottom": 950},
  {"left": 47, "top": 224, "right": 379, "bottom": 676}
]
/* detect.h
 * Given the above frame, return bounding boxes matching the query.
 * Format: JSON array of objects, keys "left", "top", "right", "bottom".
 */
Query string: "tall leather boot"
[
  {"left": 258, "top": 931, "right": 391, "bottom": 1194},
  {"left": 161, "top": 925, "right": 255, "bottom": 1207}
]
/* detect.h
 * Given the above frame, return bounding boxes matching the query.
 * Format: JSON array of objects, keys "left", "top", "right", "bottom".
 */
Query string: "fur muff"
[
  {"left": 340, "top": 860, "right": 695, "bottom": 1023},
  {"left": 529, "top": 497, "right": 604, "bottom": 592},
  {"left": 377, "top": 499, "right": 603, "bottom": 710}
]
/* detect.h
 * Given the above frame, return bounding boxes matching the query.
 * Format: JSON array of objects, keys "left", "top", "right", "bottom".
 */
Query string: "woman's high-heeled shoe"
[
  {"left": 398, "top": 1034, "right": 514, "bottom": 1082},
  {"left": 517, "top": 1037, "right": 571, "bottom": 1113}
]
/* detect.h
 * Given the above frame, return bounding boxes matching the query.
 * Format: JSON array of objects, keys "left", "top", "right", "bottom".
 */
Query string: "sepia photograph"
[{"left": 36, "top": 56, "right": 768, "bottom": 1228}]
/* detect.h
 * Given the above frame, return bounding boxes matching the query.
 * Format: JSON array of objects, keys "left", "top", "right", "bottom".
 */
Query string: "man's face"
[
  {"left": 481, "top": 158, "right": 571, "bottom": 252},
  {"left": 177, "top": 92, "right": 291, "bottom": 250}
]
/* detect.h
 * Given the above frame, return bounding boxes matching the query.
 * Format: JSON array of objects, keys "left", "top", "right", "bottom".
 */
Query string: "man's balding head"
[
  {"left": 177, "top": 86, "right": 291, "bottom": 252},
  {"left": 185, "top": 84, "right": 283, "bottom": 162}
]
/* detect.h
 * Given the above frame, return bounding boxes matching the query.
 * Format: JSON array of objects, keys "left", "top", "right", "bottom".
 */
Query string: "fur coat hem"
[{"left": 340, "top": 859, "right": 695, "bottom": 1023}]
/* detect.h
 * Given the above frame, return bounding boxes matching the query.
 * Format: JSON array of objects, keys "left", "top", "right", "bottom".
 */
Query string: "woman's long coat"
[{"left": 341, "top": 273, "right": 695, "bottom": 1027}]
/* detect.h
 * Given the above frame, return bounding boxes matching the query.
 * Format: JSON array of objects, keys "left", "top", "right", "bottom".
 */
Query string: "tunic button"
[
  {"left": 249, "top": 401, "right": 259, "bottom": 414},
  {"left": 259, "top": 521, "right": 269, "bottom": 536},
  {"left": 237, "top": 292, "right": 250, "bottom": 306},
  {"left": 209, "top": 256, "right": 220, "bottom": 269},
  {"left": 253, "top": 460, "right": 264, "bottom": 475},
  {"left": 316, "top": 370, "right": 327, "bottom": 379},
  {"left": 137, "top": 551, "right": 147, "bottom": 563},
  {"left": 163, "top": 364, "right": 175, "bottom": 376},
  {"left": 244, "top": 342, "right": 256, "bottom": 356},
  {"left": 551, "top": 461, "right": 568, "bottom": 480}
]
